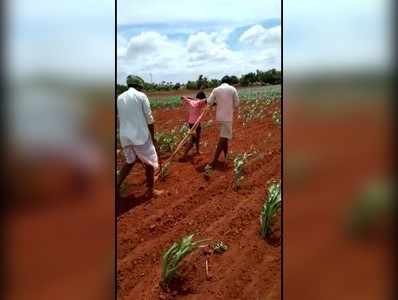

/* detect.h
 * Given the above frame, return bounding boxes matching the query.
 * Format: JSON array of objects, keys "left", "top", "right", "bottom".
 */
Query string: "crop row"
[
  {"left": 160, "top": 181, "right": 281, "bottom": 293},
  {"left": 148, "top": 85, "right": 282, "bottom": 110}
]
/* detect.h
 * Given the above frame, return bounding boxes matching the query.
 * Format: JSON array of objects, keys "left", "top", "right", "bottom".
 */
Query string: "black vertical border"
[
  {"left": 0, "top": 0, "right": 5, "bottom": 295},
  {"left": 114, "top": 0, "right": 117, "bottom": 298},
  {"left": 281, "top": 0, "right": 284, "bottom": 297}
]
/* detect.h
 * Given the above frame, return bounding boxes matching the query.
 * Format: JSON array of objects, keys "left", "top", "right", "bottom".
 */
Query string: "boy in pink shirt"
[{"left": 180, "top": 91, "right": 207, "bottom": 160}]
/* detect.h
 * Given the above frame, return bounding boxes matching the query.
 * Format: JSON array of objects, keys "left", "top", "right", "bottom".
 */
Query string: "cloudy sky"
[
  {"left": 8, "top": 0, "right": 389, "bottom": 84},
  {"left": 117, "top": 0, "right": 281, "bottom": 84}
]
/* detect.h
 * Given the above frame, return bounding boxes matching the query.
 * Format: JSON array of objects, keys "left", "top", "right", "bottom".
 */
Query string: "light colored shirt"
[
  {"left": 182, "top": 97, "right": 207, "bottom": 124},
  {"left": 207, "top": 83, "right": 240, "bottom": 122},
  {"left": 117, "top": 87, "right": 154, "bottom": 147}
]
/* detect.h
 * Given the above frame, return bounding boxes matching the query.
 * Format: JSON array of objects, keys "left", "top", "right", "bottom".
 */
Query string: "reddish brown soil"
[
  {"left": 117, "top": 102, "right": 281, "bottom": 299},
  {"left": 284, "top": 101, "right": 393, "bottom": 300}
]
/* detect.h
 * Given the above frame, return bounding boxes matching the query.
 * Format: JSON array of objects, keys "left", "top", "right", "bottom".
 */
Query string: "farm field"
[
  {"left": 146, "top": 85, "right": 281, "bottom": 109},
  {"left": 117, "top": 85, "right": 281, "bottom": 299}
]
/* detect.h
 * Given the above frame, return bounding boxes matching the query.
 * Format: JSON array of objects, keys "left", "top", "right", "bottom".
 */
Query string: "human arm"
[
  {"left": 142, "top": 95, "right": 157, "bottom": 147},
  {"left": 181, "top": 96, "right": 195, "bottom": 106},
  {"left": 148, "top": 123, "right": 155, "bottom": 142},
  {"left": 142, "top": 94, "right": 155, "bottom": 125},
  {"left": 206, "top": 90, "right": 216, "bottom": 107},
  {"left": 198, "top": 99, "right": 207, "bottom": 107},
  {"left": 233, "top": 88, "right": 240, "bottom": 108}
]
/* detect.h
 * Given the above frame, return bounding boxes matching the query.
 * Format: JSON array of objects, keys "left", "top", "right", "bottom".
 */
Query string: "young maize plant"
[
  {"left": 239, "top": 100, "right": 267, "bottom": 126},
  {"left": 233, "top": 154, "right": 247, "bottom": 190},
  {"left": 272, "top": 110, "right": 281, "bottom": 126},
  {"left": 161, "top": 234, "right": 208, "bottom": 288},
  {"left": 155, "top": 130, "right": 178, "bottom": 153},
  {"left": 203, "top": 164, "right": 213, "bottom": 179},
  {"left": 179, "top": 123, "right": 190, "bottom": 138},
  {"left": 233, "top": 152, "right": 254, "bottom": 190},
  {"left": 264, "top": 97, "right": 273, "bottom": 105},
  {"left": 260, "top": 181, "right": 282, "bottom": 238},
  {"left": 155, "top": 124, "right": 192, "bottom": 154},
  {"left": 159, "top": 161, "right": 171, "bottom": 181}
]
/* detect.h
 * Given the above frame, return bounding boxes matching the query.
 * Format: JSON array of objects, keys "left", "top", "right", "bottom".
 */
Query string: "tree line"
[{"left": 117, "top": 68, "right": 281, "bottom": 94}]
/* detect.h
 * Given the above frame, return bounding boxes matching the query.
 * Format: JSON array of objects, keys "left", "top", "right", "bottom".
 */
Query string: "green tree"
[
  {"left": 246, "top": 72, "right": 257, "bottom": 84},
  {"left": 197, "top": 75, "right": 204, "bottom": 89},
  {"left": 239, "top": 75, "right": 250, "bottom": 87},
  {"left": 186, "top": 80, "right": 197, "bottom": 90},
  {"left": 209, "top": 79, "right": 220, "bottom": 88},
  {"left": 230, "top": 75, "right": 239, "bottom": 85},
  {"left": 117, "top": 84, "right": 128, "bottom": 95}
]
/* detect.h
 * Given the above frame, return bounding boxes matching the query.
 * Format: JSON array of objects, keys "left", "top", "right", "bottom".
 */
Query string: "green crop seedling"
[
  {"left": 260, "top": 181, "right": 281, "bottom": 238},
  {"left": 272, "top": 110, "right": 281, "bottom": 126},
  {"left": 159, "top": 161, "right": 171, "bottom": 181},
  {"left": 161, "top": 234, "right": 208, "bottom": 288},
  {"left": 233, "top": 152, "right": 255, "bottom": 190}
]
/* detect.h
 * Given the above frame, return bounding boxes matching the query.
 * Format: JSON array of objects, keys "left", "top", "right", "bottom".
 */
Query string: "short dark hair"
[
  {"left": 196, "top": 91, "right": 206, "bottom": 99},
  {"left": 128, "top": 83, "right": 142, "bottom": 90}
]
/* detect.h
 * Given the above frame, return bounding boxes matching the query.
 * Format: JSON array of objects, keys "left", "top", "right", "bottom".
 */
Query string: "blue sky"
[{"left": 117, "top": 0, "right": 281, "bottom": 83}]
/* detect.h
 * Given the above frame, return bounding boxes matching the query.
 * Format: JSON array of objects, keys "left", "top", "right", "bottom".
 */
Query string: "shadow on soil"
[
  {"left": 117, "top": 193, "right": 151, "bottom": 217},
  {"left": 159, "top": 263, "right": 197, "bottom": 298},
  {"left": 266, "top": 233, "right": 281, "bottom": 247},
  {"left": 195, "top": 161, "right": 230, "bottom": 173}
]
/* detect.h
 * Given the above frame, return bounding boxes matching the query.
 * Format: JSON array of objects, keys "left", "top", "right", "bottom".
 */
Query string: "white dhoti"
[
  {"left": 122, "top": 137, "right": 159, "bottom": 169},
  {"left": 219, "top": 121, "right": 233, "bottom": 139}
]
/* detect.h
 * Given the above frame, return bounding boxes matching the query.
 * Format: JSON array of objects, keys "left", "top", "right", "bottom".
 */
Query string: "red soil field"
[
  {"left": 117, "top": 101, "right": 281, "bottom": 299},
  {"left": 284, "top": 102, "right": 393, "bottom": 300}
]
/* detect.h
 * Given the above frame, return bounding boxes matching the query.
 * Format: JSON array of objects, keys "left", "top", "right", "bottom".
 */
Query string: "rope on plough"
[{"left": 155, "top": 105, "right": 210, "bottom": 182}]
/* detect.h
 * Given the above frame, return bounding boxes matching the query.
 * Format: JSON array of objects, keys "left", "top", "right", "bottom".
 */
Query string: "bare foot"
[
  {"left": 153, "top": 189, "right": 164, "bottom": 196},
  {"left": 204, "top": 164, "right": 213, "bottom": 172},
  {"left": 145, "top": 189, "right": 164, "bottom": 198}
]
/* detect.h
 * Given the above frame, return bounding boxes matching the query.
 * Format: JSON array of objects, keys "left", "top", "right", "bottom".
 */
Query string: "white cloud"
[
  {"left": 117, "top": 0, "right": 283, "bottom": 83},
  {"left": 125, "top": 32, "right": 167, "bottom": 58},
  {"left": 118, "top": 32, "right": 188, "bottom": 82},
  {"left": 117, "top": 23, "right": 281, "bottom": 83},
  {"left": 187, "top": 32, "right": 234, "bottom": 63},
  {"left": 240, "top": 25, "right": 281, "bottom": 47},
  {"left": 117, "top": 34, "right": 128, "bottom": 59},
  {"left": 248, "top": 48, "right": 280, "bottom": 66}
]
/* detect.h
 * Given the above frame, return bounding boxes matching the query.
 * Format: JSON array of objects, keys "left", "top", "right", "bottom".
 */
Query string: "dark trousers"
[{"left": 189, "top": 123, "right": 201, "bottom": 145}]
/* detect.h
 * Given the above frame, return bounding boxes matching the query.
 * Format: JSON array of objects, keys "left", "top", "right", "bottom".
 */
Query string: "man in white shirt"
[
  {"left": 206, "top": 78, "right": 240, "bottom": 168},
  {"left": 117, "top": 75, "right": 159, "bottom": 197}
]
